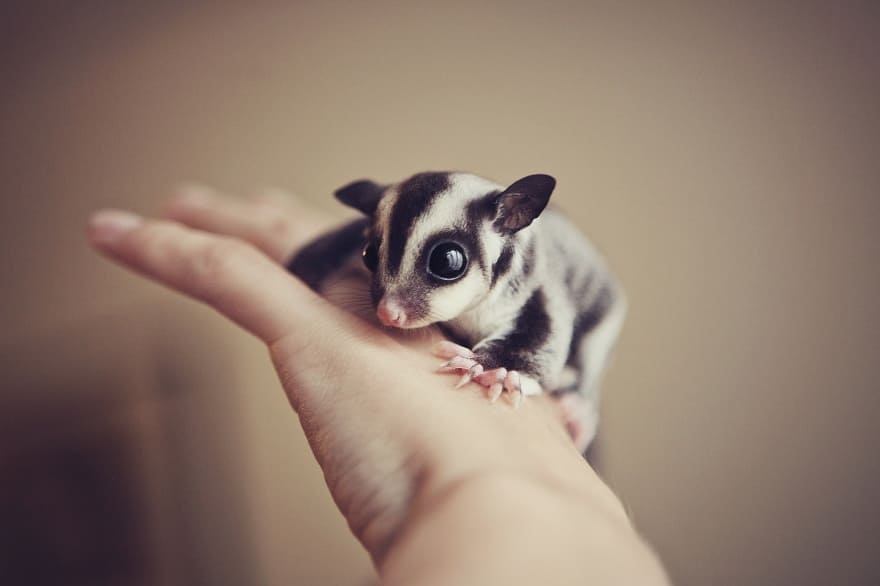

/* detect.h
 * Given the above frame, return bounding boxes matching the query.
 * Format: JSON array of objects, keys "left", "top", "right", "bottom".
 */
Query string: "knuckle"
[
  {"left": 248, "top": 190, "right": 286, "bottom": 208},
  {"left": 266, "top": 216, "right": 293, "bottom": 238},
  {"left": 191, "top": 237, "right": 258, "bottom": 282},
  {"left": 253, "top": 206, "right": 292, "bottom": 238},
  {"left": 138, "top": 222, "right": 193, "bottom": 265}
]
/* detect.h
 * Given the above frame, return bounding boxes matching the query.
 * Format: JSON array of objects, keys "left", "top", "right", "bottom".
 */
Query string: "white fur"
[{"left": 422, "top": 269, "right": 488, "bottom": 324}]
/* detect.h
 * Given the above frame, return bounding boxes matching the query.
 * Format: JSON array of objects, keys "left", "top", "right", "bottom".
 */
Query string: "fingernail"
[{"left": 89, "top": 209, "right": 142, "bottom": 245}]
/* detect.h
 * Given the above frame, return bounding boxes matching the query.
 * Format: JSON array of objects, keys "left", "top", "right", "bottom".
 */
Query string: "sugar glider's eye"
[
  {"left": 362, "top": 241, "right": 379, "bottom": 272},
  {"left": 427, "top": 242, "right": 467, "bottom": 281}
]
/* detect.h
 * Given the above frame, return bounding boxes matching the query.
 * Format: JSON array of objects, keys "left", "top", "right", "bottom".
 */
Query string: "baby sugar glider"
[{"left": 288, "top": 171, "right": 626, "bottom": 451}]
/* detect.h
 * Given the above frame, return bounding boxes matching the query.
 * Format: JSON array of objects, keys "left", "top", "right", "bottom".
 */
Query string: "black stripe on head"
[
  {"left": 386, "top": 172, "right": 451, "bottom": 276},
  {"left": 520, "top": 237, "right": 537, "bottom": 279},
  {"left": 465, "top": 189, "right": 500, "bottom": 279},
  {"left": 491, "top": 242, "right": 514, "bottom": 287},
  {"left": 465, "top": 190, "right": 499, "bottom": 225}
]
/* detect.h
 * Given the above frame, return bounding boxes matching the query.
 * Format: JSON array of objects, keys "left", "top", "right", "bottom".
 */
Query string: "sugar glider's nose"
[{"left": 377, "top": 297, "right": 408, "bottom": 327}]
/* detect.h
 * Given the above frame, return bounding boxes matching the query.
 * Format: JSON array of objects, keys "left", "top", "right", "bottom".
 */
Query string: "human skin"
[{"left": 86, "top": 187, "right": 668, "bottom": 585}]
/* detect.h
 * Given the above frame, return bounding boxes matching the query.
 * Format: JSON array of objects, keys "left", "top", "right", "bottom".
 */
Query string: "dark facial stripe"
[
  {"left": 386, "top": 172, "right": 451, "bottom": 276},
  {"left": 491, "top": 242, "right": 514, "bottom": 287},
  {"left": 465, "top": 190, "right": 499, "bottom": 278},
  {"left": 520, "top": 237, "right": 536, "bottom": 279},
  {"left": 465, "top": 190, "right": 498, "bottom": 226},
  {"left": 370, "top": 280, "right": 386, "bottom": 306}
]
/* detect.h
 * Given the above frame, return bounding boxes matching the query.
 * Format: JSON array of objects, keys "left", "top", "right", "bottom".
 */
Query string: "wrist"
[{"left": 381, "top": 470, "right": 656, "bottom": 586}]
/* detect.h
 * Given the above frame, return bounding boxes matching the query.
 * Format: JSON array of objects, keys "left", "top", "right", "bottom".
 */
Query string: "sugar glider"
[{"left": 288, "top": 171, "right": 626, "bottom": 452}]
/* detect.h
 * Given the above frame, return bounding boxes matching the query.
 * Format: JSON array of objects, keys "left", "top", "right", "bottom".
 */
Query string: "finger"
[
  {"left": 244, "top": 186, "right": 300, "bottom": 210},
  {"left": 87, "top": 209, "right": 346, "bottom": 345},
  {"left": 431, "top": 340, "right": 475, "bottom": 360},
  {"left": 437, "top": 356, "right": 478, "bottom": 372},
  {"left": 164, "top": 185, "right": 334, "bottom": 263}
]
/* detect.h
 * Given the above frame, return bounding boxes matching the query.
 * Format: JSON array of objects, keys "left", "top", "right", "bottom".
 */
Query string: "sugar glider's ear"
[
  {"left": 334, "top": 179, "right": 385, "bottom": 215},
  {"left": 493, "top": 174, "right": 555, "bottom": 234}
]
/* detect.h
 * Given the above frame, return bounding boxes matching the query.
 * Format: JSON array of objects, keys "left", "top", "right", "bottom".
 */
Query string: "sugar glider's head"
[{"left": 335, "top": 171, "right": 555, "bottom": 329}]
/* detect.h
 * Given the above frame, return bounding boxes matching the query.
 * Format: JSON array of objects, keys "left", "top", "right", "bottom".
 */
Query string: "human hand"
[{"left": 87, "top": 187, "right": 666, "bottom": 584}]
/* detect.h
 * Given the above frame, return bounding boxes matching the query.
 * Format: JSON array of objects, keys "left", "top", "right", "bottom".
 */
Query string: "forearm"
[{"left": 381, "top": 472, "right": 669, "bottom": 586}]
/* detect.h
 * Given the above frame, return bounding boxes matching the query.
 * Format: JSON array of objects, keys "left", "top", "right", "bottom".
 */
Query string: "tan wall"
[{"left": 2, "top": 2, "right": 878, "bottom": 585}]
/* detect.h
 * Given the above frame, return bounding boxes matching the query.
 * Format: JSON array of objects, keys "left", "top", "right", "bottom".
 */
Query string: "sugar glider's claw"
[
  {"left": 455, "top": 364, "right": 484, "bottom": 389},
  {"left": 474, "top": 368, "right": 508, "bottom": 402},
  {"left": 504, "top": 370, "right": 523, "bottom": 409},
  {"left": 488, "top": 382, "right": 504, "bottom": 403},
  {"left": 474, "top": 367, "right": 506, "bottom": 386},
  {"left": 437, "top": 356, "right": 478, "bottom": 372},
  {"left": 432, "top": 341, "right": 476, "bottom": 360}
]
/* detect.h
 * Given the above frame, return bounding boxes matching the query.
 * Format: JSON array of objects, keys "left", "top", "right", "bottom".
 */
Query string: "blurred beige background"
[{"left": 2, "top": 1, "right": 878, "bottom": 585}]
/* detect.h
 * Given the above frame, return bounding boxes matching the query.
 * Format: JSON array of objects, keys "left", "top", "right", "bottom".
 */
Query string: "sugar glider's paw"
[
  {"left": 554, "top": 392, "right": 599, "bottom": 453},
  {"left": 432, "top": 341, "right": 530, "bottom": 408}
]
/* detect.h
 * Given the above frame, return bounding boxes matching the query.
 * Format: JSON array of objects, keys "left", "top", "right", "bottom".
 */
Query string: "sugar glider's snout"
[
  {"left": 374, "top": 288, "right": 432, "bottom": 329},
  {"left": 376, "top": 296, "right": 407, "bottom": 327},
  {"left": 370, "top": 281, "right": 418, "bottom": 328}
]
